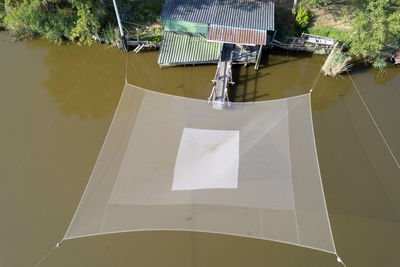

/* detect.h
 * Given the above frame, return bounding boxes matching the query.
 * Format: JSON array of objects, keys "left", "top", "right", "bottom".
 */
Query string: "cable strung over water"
[{"left": 346, "top": 70, "right": 400, "bottom": 170}]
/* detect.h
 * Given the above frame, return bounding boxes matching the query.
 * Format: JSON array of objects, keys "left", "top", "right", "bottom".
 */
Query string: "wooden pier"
[
  {"left": 126, "top": 40, "right": 160, "bottom": 52},
  {"left": 209, "top": 43, "right": 235, "bottom": 109},
  {"left": 271, "top": 33, "right": 336, "bottom": 54}
]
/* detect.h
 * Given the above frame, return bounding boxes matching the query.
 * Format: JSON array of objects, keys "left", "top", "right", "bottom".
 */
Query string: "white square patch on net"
[{"left": 172, "top": 128, "right": 239, "bottom": 191}]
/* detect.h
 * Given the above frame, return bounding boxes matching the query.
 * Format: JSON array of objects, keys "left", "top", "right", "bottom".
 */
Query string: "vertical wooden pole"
[
  {"left": 112, "top": 0, "right": 128, "bottom": 52},
  {"left": 255, "top": 45, "right": 263, "bottom": 70}
]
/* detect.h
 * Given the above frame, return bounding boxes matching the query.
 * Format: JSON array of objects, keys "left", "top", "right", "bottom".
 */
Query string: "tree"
[
  {"left": 2, "top": 0, "right": 103, "bottom": 44},
  {"left": 69, "top": 1, "right": 100, "bottom": 45},
  {"left": 0, "top": 1, "right": 5, "bottom": 27},
  {"left": 349, "top": 0, "right": 400, "bottom": 69}
]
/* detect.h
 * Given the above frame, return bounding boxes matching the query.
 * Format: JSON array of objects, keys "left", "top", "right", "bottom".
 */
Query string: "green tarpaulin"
[{"left": 163, "top": 19, "right": 209, "bottom": 37}]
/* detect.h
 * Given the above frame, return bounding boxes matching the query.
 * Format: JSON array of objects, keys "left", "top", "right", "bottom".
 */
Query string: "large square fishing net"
[{"left": 64, "top": 83, "right": 336, "bottom": 254}]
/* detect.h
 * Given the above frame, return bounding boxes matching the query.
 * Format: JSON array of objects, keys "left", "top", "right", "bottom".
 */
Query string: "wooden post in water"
[
  {"left": 112, "top": 0, "right": 128, "bottom": 52},
  {"left": 255, "top": 45, "right": 263, "bottom": 70}
]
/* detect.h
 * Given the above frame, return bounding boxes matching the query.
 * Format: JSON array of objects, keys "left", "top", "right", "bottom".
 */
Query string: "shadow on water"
[
  {"left": 36, "top": 42, "right": 125, "bottom": 120},
  {"left": 231, "top": 48, "right": 325, "bottom": 103}
]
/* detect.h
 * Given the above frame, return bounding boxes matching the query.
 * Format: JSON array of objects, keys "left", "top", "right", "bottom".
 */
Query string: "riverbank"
[
  {"left": 275, "top": 0, "right": 400, "bottom": 76},
  {"left": 1, "top": 0, "right": 399, "bottom": 75}
]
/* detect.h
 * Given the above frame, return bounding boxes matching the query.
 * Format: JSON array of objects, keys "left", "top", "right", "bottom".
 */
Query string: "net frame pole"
[{"left": 112, "top": 0, "right": 128, "bottom": 52}]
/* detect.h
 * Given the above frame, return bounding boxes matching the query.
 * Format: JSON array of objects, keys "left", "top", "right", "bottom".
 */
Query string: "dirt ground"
[
  {"left": 274, "top": 0, "right": 351, "bottom": 33},
  {"left": 311, "top": 4, "right": 351, "bottom": 31}
]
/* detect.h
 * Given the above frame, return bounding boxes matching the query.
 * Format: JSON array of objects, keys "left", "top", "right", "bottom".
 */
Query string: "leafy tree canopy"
[
  {"left": 0, "top": 1, "right": 5, "bottom": 27},
  {"left": 349, "top": 0, "right": 400, "bottom": 68},
  {"left": 2, "top": 0, "right": 104, "bottom": 45}
]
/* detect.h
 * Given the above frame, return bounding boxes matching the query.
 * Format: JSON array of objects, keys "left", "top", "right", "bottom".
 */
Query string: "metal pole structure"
[{"left": 112, "top": 0, "right": 128, "bottom": 52}]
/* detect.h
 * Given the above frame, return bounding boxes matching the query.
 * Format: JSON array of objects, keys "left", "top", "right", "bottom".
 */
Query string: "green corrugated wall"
[{"left": 158, "top": 32, "right": 222, "bottom": 65}]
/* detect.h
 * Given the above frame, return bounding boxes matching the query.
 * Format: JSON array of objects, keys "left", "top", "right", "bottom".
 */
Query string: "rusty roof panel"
[{"left": 208, "top": 25, "right": 267, "bottom": 45}]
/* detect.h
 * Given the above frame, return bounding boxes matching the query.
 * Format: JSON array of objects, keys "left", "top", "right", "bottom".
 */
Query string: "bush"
[
  {"left": 295, "top": 7, "right": 314, "bottom": 30},
  {"left": 69, "top": 1, "right": 100, "bottom": 45},
  {"left": 3, "top": 0, "right": 40, "bottom": 39},
  {"left": 117, "top": 0, "right": 163, "bottom": 25},
  {"left": 349, "top": 0, "right": 400, "bottom": 69},
  {"left": 322, "top": 47, "right": 352, "bottom": 77},
  {"left": 372, "top": 57, "right": 388, "bottom": 71},
  {"left": 103, "top": 23, "right": 117, "bottom": 45},
  {"left": 299, "top": 0, "right": 330, "bottom": 9},
  {"left": 3, "top": 0, "right": 103, "bottom": 44},
  {"left": 306, "top": 27, "right": 350, "bottom": 43},
  {"left": 0, "top": 0, "right": 5, "bottom": 28}
]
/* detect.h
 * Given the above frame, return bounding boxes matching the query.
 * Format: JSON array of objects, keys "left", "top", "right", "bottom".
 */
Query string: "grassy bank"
[{"left": 1, "top": 0, "right": 399, "bottom": 75}]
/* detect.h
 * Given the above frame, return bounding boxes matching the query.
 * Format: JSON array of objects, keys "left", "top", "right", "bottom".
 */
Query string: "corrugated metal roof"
[
  {"left": 208, "top": 24, "right": 267, "bottom": 45},
  {"left": 161, "top": 0, "right": 274, "bottom": 31},
  {"left": 158, "top": 32, "right": 222, "bottom": 65}
]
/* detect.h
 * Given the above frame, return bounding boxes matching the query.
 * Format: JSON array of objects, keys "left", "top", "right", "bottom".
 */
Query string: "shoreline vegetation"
[
  {"left": 0, "top": 0, "right": 399, "bottom": 76},
  {"left": 277, "top": 0, "right": 400, "bottom": 76},
  {"left": 0, "top": 0, "right": 163, "bottom": 46}
]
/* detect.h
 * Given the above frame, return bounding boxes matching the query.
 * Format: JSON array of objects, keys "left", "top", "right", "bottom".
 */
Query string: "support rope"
[
  {"left": 309, "top": 68, "right": 323, "bottom": 94},
  {"left": 346, "top": 70, "right": 400, "bottom": 170},
  {"left": 35, "top": 241, "right": 62, "bottom": 267},
  {"left": 309, "top": 68, "right": 349, "bottom": 267},
  {"left": 125, "top": 50, "right": 128, "bottom": 84},
  {"left": 336, "top": 254, "right": 347, "bottom": 267}
]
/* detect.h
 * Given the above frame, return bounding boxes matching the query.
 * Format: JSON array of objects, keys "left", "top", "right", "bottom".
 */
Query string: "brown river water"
[{"left": 0, "top": 31, "right": 399, "bottom": 267}]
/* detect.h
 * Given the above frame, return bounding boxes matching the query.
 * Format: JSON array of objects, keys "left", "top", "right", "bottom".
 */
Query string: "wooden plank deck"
[{"left": 210, "top": 43, "right": 234, "bottom": 109}]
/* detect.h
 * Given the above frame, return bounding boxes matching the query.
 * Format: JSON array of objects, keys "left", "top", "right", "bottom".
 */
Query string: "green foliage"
[
  {"left": 103, "top": 23, "right": 117, "bottom": 45},
  {"left": 69, "top": 1, "right": 100, "bottom": 45},
  {"left": 295, "top": 7, "right": 314, "bottom": 30},
  {"left": 349, "top": 0, "right": 400, "bottom": 68},
  {"left": 1, "top": 0, "right": 163, "bottom": 46},
  {"left": 299, "top": 0, "right": 330, "bottom": 9},
  {"left": 3, "top": 0, "right": 103, "bottom": 43},
  {"left": 372, "top": 56, "right": 388, "bottom": 71},
  {"left": 0, "top": 0, "right": 5, "bottom": 27},
  {"left": 3, "top": 0, "right": 40, "bottom": 39},
  {"left": 117, "top": 0, "right": 163, "bottom": 25},
  {"left": 306, "top": 27, "right": 350, "bottom": 43},
  {"left": 322, "top": 47, "right": 352, "bottom": 77}
]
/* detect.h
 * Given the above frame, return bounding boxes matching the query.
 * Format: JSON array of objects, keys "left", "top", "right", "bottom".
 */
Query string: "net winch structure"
[{"left": 43, "top": 81, "right": 347, "bottom": 266}]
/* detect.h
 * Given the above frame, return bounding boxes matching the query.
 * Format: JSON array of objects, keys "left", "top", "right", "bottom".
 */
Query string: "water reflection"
[{"left": 37, "top": 41, "right": 125, "bottom": 120}]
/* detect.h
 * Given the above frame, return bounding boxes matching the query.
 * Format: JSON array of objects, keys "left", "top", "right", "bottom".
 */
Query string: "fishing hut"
[{"left": 158, "top": 0, "right": 275, "bottom": 108}]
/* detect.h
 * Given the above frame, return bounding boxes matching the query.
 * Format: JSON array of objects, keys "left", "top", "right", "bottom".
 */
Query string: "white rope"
[
  {"left": 336, "top": 254, "right": 347, "bottom": 267},
  {"left": 125, "top": 50, "right": 128, "bottom": 84},
  {"left": 309, "top": 68, "right": 323, "bottom": 94},
  {"left": 347, "top": 70, "right": 400, "bottom": 170},
  {"left": 35, "top": 241, "right": 62, "bottom": 267}
]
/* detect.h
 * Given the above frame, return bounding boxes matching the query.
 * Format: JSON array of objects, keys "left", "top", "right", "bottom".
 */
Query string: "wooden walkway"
[
  {"left": 270, "top": 33, "right": 336, "bottom": 54},
  {"left": 210, "top": 43, "right": 234, "bottom": 109}
]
